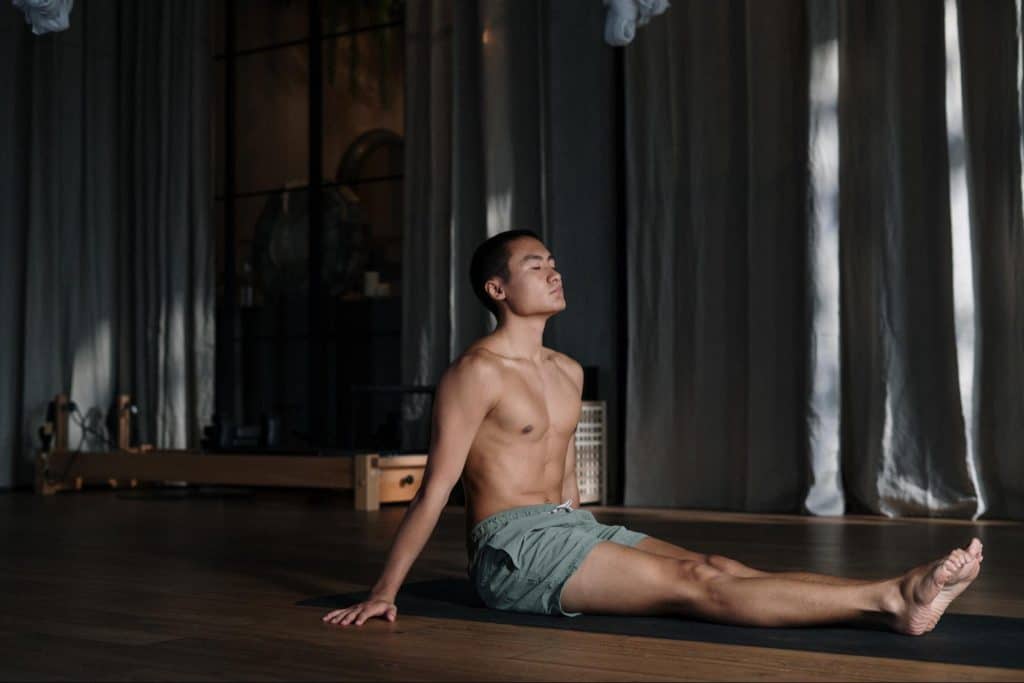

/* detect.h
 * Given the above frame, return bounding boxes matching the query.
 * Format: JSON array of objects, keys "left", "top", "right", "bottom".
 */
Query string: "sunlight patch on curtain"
[
  {"left": 486, "top": 189, "right": 512, "bottom": 237},
  {"left": 805, "top": 1, "right": 843, "bottom": 516},
  {"left": 945, "top": 0, "right": 985, "bottom": 518},
  {"left": 69, "top": 317, "right": 113, "bottom": 451}
]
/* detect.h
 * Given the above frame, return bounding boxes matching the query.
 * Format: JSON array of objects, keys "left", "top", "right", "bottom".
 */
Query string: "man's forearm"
[
  {"left": 562, "top": 480, "right": 581, "bottom": 508},
  {"left": 369, "top": 486, "right": 447, "bottom": 601}
]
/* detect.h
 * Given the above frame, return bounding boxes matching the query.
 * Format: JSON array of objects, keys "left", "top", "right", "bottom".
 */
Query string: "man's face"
[{"left": 488, "top": 237, "right": 566, "bottom": 318}]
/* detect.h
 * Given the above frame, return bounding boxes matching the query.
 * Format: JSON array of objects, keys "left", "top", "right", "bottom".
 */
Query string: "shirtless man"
[{"left": 323, "top": 229, "right": 983, "bottom": 635}]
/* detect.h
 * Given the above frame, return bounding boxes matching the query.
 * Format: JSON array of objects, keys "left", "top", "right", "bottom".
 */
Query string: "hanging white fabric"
[
  {"left": 11, "top": 0, "right": 73, "bottom": 35},
  {"left": 604, "top": 0, "right": 670, "bottom": 47}
]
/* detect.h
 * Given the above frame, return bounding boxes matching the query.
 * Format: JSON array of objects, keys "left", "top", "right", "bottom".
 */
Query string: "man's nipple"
[{"left": 522, "top": 425, "right": 534, "bottom": 434}]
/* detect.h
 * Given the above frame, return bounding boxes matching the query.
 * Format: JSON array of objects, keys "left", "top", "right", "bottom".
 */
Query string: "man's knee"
[
  {"left": 707, "top": 554, "right": 763, "bottom": 578},
  {"left": 669, "top": 558, "right": 732, "bottom": 609}
]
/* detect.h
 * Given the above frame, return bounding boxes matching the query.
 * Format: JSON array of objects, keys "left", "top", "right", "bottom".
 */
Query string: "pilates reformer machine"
[
  {"left": 34, "top": 394, "right": 607, "bottom": 509},
  {"left": 34, "top": 393, "right": 427, "bottom": 510}
]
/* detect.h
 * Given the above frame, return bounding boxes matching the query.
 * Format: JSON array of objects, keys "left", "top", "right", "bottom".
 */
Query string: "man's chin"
[{"left": 521, "top": 301, "right": 566, "bottom": 318}]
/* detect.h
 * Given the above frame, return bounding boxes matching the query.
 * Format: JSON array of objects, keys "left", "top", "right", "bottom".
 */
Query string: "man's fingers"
[
  {"left": 329, "top": 609, "right": 355, "bottom": 625},
  {"left": 354, "top": 605, "right": 381, "bottom": 625},
  {"left": 323, "top": 601, "right": 396, "bottom": 627}
]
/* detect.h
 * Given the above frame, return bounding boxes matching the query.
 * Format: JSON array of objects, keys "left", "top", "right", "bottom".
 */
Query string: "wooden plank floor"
[{"left": 1, "top": 488, "right": 1022, "bottom": 681}]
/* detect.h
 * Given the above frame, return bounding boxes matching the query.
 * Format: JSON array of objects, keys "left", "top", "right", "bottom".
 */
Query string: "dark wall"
[{"left": 543, "top": 0, "right": 624, "bottom": 504}]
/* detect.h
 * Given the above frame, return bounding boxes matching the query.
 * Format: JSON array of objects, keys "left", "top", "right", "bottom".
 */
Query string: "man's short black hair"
[{"left": 469, "top": 229, "right": 542, "bottom": 317}]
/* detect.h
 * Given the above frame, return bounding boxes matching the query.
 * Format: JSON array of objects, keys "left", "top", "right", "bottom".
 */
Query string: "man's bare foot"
[{"left": 889, "top": 538, "right": 983, "bottom": 636}]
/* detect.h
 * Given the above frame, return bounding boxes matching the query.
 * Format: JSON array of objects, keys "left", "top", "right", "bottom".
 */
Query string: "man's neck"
[{"left": 493, "top": 315, "right": 548, "bottom": 361}]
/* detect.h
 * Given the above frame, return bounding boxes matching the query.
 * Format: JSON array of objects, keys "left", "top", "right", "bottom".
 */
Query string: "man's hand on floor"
[{"left": 322, "top": 598, "right": 398, "bottom": 626}]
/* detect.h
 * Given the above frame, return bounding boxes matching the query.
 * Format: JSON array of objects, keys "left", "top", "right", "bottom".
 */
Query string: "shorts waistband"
[{"left": 469, "top": 500, "right": 575, "bottom": 548}]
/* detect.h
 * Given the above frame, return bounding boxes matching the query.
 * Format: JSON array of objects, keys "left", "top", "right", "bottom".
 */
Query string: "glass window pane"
[
  {"left": 236, "top": 337, "right": 311, "bottom": 447},
  {"left": 235, "top": 0, "right": 308, "bottom": 53},
  {"left": 235, "top": 187, "right": 312, "bottom": 442},
  {"left": 331, "top": 297, "right": 403, "bottom": 449},
  {"left": 322, "top": 27, "right": 405, "bottom": 184},
  {"left": 236, "top": 191, "right": 310, "bottom": 314},
  {"left": 323, "top": 26, "right": 404, "bottom": 304},
  {"left": 334, "top": 178, "right": 402, "bottom": 292},
  {"left": 235, "top": 46, "right": 309, "bottom": 195},
  {"left": 323, "top": 0, "right": 404, "bottom": 36}
]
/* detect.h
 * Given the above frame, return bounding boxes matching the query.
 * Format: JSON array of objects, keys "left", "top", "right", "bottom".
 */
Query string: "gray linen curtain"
[
  {"left": 0, "top": 0, "right": 213, "bottom": 488},
  {"left": 956, "top": 0, "right": 1024, "bottom": 518},
  {"left": 624, "top": 0, "right": 1024, "bottom": 519}
]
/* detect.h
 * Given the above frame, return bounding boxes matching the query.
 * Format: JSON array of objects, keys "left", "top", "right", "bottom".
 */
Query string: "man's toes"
[
  {"left": 948, "top": 553, "right": 964, "bottom": 571},
  {"left": 935, "top": 558, "right": 955, "bottom": 584}
]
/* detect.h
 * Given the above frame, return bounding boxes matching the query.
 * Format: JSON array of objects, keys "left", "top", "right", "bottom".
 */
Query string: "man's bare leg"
[
  {"left": 560, "top": 537, "right": 983, "bottom": 635},
  {"left": 635, "top": 536, "right": 873, "bottom": 586}
]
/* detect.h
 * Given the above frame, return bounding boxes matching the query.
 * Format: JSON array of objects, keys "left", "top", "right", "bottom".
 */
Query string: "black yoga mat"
[{"left": 300, "top": 579, "right": 1024, "bottom": 670}]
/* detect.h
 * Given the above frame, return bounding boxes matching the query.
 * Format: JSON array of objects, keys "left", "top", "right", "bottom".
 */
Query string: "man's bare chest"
[{"left": 486, "top": 370, "right": 580, "bottom": 442}]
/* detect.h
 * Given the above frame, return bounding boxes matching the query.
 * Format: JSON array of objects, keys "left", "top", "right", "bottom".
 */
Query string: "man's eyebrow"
[{"left": 521, "top": 254, "right": 555, "bottom": 263}]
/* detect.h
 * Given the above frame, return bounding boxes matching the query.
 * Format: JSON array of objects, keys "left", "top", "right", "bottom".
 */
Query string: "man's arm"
[
  {"left": 324, "top": 352, "right": 499, "bottom": 625},
  {"left": 561, "top": 432, "right": 581, "bottom": 508},
  {"left": 559, "top": 356, "right": 585, "bottom": 508}
]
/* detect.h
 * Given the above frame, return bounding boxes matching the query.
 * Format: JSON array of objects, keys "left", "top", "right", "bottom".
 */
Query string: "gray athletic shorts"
[{"left": 467, "top": 501, "right": 648, "bottom": 617}]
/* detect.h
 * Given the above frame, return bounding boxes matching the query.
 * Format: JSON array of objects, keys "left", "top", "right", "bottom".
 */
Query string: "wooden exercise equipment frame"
[{"left": 34, "top": 394, "right": 426, "bottom": 510}]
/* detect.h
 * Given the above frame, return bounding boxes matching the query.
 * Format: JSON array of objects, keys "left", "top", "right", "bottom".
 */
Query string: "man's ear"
[{"left": 484, "top": 279, "right": 506, "bottom": 303}]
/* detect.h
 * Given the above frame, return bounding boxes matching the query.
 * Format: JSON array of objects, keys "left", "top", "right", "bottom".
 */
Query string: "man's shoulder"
[
  {"left": 443, "top": 346, "right": 505, "bottom": 386},
  {"left": 546, "top": 348, "right": 583, "bottom": 383},
  {"left": 545, "top": 347, "right": 581, "bottom": 368}
]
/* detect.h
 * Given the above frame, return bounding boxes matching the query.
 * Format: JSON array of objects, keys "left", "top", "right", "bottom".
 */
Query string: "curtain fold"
[
  {"left": 625, "top": 0, "right": 811, "bottom": 510},
  {"left": 839, "top": 0, "right": 977, "bottom": 517},
  {"left": 957, "top": 0, "right": 1024, "bottom": 519},
  {"left": 744, "top": 0, "right": 810, "bottom": 511},
  {"left": 0, "top": 3, "right": 31, "bottom": 488},
  {"left": 401, "top": 0, "right": 487, "bottom": 444},
  {"left": 624, "top": 0, "right": 1023, "bottom": 519},
  {"left": 0, "top": 0, "right": 212, "bottom": 487},
  {"left": 118, "top": 0, "right": 213, "bottom": 449},
  {"left": 402, "top": 0, "right": 549, "bottom": 406}
]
